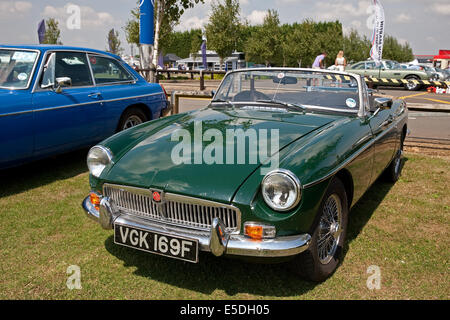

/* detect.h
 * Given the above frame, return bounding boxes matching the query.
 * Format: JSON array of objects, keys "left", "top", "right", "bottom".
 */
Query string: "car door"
[
  {"left": 368, "top": 97, "right": 398, "bottom": 181},
  {"left": 0, "top": 48, "right": 39, "bottom": 167},
  {"left": 32, "top": 51, "right": 103, "bottom": 154},
  {"left": 382, "top": 60, "right": 402, "bottom": 79},
  {"left": 364, "top": 61, "right": 379, "bottom": 78},
  {"left": 88, "top": 54, "right": 163, "bottom": 138}
]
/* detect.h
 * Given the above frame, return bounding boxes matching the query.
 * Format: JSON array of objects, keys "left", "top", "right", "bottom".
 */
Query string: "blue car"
[{"left": 0, "top": 45, "right": 170, "bottom": 169}]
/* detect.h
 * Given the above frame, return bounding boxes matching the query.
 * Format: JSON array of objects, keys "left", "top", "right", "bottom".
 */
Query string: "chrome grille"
[{"left": 103, "top": 184, "right": 240, "bottom": 232}]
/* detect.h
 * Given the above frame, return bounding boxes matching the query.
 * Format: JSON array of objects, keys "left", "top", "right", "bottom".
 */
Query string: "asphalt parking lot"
[{"left": 375, "top": 87, "right": 450, "bottom": 111}]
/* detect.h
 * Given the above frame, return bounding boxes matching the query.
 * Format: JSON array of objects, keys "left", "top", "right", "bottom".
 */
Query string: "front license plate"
[{"left": 114, "top": 224, "right": 199, "bottom": 263}]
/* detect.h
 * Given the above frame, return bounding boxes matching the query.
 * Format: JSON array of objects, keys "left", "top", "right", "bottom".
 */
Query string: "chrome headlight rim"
[
  {"left": 261, "top": 169, "right": 302, "bottom": 212},
  {"left": 87, "top": 145, "right": 113, "bottom": 178}
]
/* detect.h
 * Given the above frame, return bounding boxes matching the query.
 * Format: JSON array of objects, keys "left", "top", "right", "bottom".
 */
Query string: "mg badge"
[{"left": 151, "top": 189, "right": 166, "bottom": 219}]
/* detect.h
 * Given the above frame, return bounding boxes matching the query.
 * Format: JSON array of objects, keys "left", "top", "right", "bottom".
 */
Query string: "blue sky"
[{"left": 0, "top": 0, "right": 449, "bottom": 56}]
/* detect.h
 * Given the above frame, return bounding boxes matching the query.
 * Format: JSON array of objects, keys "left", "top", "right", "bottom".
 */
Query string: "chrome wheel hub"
[
  {"left": 318, "top": 194, "right": 343, "bottom": 265},
  {"left": 123, "top": 115, "right": 143, "bottom": 130}
]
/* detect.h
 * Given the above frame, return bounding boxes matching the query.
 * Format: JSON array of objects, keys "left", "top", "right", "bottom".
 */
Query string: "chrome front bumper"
[{"left": 82, "top": 196, "right": 311, "bottom": 258}]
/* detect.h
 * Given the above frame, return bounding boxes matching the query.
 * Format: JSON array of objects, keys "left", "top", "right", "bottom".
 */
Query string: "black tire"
[
  {"left": 404, "top": 75, "right": 421, "bottom": 91},
  {"left": 117, "top": 107, "right": 148, "bottom": 132},
  {"left": 384, "top": 132, "right": 405, "bottom": 182},
  {"left": 291, "top": 177, "right": 349, "bottom": 282}
]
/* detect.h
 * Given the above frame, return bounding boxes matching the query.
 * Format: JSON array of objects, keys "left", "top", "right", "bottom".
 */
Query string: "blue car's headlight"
[
  {"left": 261, "top": 169, "right": 301, "bottom": 212},
  {"left": 87, "top": 145, "right": 113, "bottom": 178}
]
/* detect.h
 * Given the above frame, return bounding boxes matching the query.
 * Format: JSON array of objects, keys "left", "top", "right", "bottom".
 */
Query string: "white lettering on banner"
[{"left": 369, "top": 0, "right": 385, "bottom": 65}]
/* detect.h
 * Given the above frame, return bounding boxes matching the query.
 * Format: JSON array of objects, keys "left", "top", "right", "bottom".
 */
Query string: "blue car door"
[
  {"left": 0, "top": 48, "right": 39, "bottom": 167},
  {"left": 88, "top": 54, "right": 164, "bottom": 137},
  {"left": 32, "top": 51, "right": 103, "bottom": 155}
]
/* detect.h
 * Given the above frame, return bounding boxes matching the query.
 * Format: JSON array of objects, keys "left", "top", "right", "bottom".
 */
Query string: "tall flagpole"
[{"left": 139, "top": 0, "right": 155, "bottom": 82}]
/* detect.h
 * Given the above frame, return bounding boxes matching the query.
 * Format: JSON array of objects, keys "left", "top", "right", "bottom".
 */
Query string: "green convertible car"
[{"left": 83, "top": 68, "right": 408, "bottom": 281}]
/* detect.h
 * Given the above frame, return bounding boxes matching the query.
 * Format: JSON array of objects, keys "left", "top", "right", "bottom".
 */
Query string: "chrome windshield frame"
[{"left": 213, "top": 67, "right": 366, "bottom": 118}]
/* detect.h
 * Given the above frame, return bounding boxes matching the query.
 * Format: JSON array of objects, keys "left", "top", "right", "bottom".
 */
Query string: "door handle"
[
  {"left": 88, "top": 92, "right": 102, "bottom": 99},
  {"left": 379, "top": 116, "right": 394, "bottom": 129}
]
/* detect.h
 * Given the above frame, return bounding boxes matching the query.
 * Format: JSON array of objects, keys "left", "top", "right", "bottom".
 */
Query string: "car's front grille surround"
[{"left": 103, "top": 184, "right": 241, "bottom": 233}]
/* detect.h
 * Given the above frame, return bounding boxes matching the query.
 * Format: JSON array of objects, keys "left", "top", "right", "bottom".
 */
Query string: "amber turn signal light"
[
  {"left": 244, "top": 222, "right": 276, "bottom": 240},
  {"left": 245, "top": 224, "right": 263, "bottom": 240},
  {"left": 90, "top": 192, "right": 101, "bottom": 210}
]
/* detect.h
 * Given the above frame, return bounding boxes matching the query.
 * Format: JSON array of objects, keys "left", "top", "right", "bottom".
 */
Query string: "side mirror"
[
  {"left": 54, "top": 77, "right": 72, "bottom": 93},
  {"left": 211, "top": 90, "right": 216, "bottom": 97},
  {"left": 374, "top": 97, "right": 393, "bottom": 110}
]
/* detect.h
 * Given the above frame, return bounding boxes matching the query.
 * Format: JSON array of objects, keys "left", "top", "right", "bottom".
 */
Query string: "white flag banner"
[{"left": 369, "top": 0, "right": 385, "bottom": 66}]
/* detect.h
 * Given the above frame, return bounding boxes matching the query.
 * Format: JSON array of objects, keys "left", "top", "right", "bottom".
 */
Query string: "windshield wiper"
[
  {"left": 210, "top": 99, "right": 235, "bottom": 108},
  {"left": 256, "top": 99, "right": 305, "bottom": 112}
]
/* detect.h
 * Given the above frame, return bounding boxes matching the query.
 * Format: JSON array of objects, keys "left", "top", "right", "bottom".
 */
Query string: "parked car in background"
[
  {"left": 417, "top": 64, "right": 449, "bottom": 81},
  {"left": 0, "top": 45, "right": 170, "bottom": 169},
  {"left": 83, "top": 68, "right": 408, "bottom": 282},
  {"left": 346, "top": 59, "right": 434, "bottom": 90}
]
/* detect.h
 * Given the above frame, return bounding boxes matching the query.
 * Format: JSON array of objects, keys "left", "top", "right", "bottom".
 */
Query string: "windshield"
[
  {"left": 214, "top": 69, "right": 360, "bottom": 112},
  {"left": 0, "top": 49, "right": 38, "bottom": 89},
  {"left": 385, "top": 60, "right": 401, "bottom": 70}
]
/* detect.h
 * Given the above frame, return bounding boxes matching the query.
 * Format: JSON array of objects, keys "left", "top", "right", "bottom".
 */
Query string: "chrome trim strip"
[
  {"left": 301, "top": 104, "right": 358, "bottom": 114},
  {"left": 0, "top": 109, "right": 33, "bottom": 118},
  {"left": 0, "top": 92, "right": 164, "bottom": 118},
  {"left": 0, "top": 48, "right": 41, "bottom": 90},
  {"left": 86, "top": 52, "right": 97, "bottom": 87},
  {"left": 303, "top": 113, "right": 407, "bottom": 189}
]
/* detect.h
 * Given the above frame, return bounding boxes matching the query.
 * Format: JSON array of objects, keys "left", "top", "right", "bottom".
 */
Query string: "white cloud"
[
  {"left": 176, "top": 16, "right": 209, "bottom": 30},
  {"left": 246, "top": 10, "right": 266, "bottom": 25},
  {"left": 0, "top": 1, "right": 32, "bottom": 17},
  {"left": 395, "top": 13, "right": 411, "bottom": 23},
  {"left": 430, "top": 3, "right": 450, "bottom": 15},
  {"left": 42, "top": 3, "right": 115, "bottom": 30}
]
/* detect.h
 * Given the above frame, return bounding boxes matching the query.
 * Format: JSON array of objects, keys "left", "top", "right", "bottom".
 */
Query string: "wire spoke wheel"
[{"left": 317, "top": 194, "right": 343, "bottom": 265}]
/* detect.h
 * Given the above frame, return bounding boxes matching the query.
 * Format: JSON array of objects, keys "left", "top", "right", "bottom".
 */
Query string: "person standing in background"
[
  {"left": 312, "top": 52, "right": 327, "bottom": 69},
  {"left": 335, "top": 51, "right": 347, "bottom": 72},
  {"left": 312, "top": 52, "right": 327, "bottom": 86}
]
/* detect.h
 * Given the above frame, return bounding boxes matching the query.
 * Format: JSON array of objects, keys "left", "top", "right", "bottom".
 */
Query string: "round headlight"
[
  {"left": 87, "top": 146, "right": 113, "bottom": 178},
  {"left": 261, "top": 169, "right": 301, "bottom": 212}
]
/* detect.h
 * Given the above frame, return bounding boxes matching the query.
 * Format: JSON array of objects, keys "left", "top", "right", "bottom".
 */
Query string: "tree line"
[
  {"left": 42, "top": 0, "right": 414, "bottom": 67},
  {"left": 142, "top": 0, "right": 413, "bottom": 67}
]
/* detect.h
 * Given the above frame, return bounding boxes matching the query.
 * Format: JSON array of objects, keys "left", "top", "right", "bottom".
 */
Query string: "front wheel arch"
[
  {"left": 116, "top": 104, "right": 152, "bottom": 132},
  {"left": 335, "top": 169, "right": 354, "bottom": 210}
]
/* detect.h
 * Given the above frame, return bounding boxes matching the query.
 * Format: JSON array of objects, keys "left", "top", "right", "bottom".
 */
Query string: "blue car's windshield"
[
  {"left": 0, "top": 49, "right": 38, "bottom": 89},
  {"left": 214, "top": 69, "right": 360, "bottom": 112}
]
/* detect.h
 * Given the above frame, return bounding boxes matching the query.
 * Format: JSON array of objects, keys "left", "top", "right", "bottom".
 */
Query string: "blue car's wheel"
[{"left": 118, "top": 107, "right": 148, "bottom": 131}]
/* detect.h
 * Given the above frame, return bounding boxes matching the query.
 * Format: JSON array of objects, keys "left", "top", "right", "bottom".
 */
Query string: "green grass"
[{"left": 0, "top": 151, "right": 448, "bottom": 299}]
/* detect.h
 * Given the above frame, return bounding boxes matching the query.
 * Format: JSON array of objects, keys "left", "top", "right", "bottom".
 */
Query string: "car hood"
[{"left": 104, "top": 107, "right": 338, "bottom": 203}]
